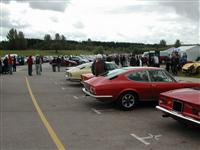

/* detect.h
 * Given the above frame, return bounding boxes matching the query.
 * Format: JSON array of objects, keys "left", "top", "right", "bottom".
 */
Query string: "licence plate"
[{"left": 173, "top": 100, "right": 183, "bottom": 112}]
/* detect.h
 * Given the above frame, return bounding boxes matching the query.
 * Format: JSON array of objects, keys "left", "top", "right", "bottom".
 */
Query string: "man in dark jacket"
[
  {"left": 27, "top": 56, "right": 33, "bottom": 76},
  {"left": 91, "top": 54, "right": 107, "bottom": 76}
]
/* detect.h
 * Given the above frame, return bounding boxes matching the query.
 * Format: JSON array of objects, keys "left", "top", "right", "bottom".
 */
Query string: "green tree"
[
  {"left": 61, "top": 35, "right": 66, "bottom": 41},
  {"left": 6, "top": 28, "right": 16, "bottom": 49},
  {"left": 44, "top": 34, "right": 52, "bottom": 41},
  {"left": 43, "top": 34, "right": 52, "bottom": 50},
  {"left": 159, "top": 39, "right": 166, "bottom": 47},
  {"left": 94, "top": 46, "right": 104, "bottom": 54},
  {"left": 174, "top": 39, "right": 181, "bottom": 48},
  {"left": 51, "top": 42, "right": 62, "bottom": 53},
  {"left": 18, "top": 31, "right": 27, "bottom": 50},
  {"left": 55, "top": 33, "right": 60, "bottom": 41}
]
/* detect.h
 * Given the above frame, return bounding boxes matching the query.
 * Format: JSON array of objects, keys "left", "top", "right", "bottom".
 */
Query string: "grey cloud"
[
  {"left": 1, "top": 0, "right": 70, "bottom": 12},
  {"left": 29, "top": 1, "right": 69, "bottom": 12},
  {"left": 159, "top": 0, "right": 199, "bottom": 21},
  {"left": 73, "top": 21, "right": 84, "bottom": 29},
  {"left": 107, "top": 0, "right": 199, "bottom": 22},
  {"left": 0, "top": 6, "right": 29, "bottom": 29}
]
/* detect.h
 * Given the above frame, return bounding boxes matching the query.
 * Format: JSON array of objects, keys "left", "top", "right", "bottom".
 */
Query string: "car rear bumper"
[
  {"left": 82, "top": 88, "right": 113, "bottom": 99},
  {"left": 156, "top": 106, "right": 200, "bottom": 125},
  {"left": 65, "top": 76, "right": 81, "bottom": 82}
]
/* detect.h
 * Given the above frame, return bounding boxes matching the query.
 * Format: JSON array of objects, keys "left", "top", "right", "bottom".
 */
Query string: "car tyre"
[{"left": 118, "top": 92, "right": 138, "bottom": 111}]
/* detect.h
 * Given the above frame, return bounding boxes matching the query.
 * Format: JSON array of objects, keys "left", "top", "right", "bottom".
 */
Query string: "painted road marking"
[
  {"left": 25, "top": 77, "right": 66, "bottom": 150},
  {"left": 73, "top": 96, "right": 79, "bottom": 99},
  {"left": 91, "top": 108, "right": 101, "bottom": 115},
  {"left": 61, "top": 87, "right": 66, "bottom": 90},
  {"left": 130, "top": 133, "right": 162, "bottom": 146}
]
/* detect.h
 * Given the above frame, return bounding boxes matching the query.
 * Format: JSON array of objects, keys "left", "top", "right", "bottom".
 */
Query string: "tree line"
[{"left": 0, "top": 28, "right": 182, "bottom": 54}]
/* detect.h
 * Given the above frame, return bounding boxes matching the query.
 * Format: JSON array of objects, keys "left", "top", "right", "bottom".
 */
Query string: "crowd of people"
[
  {"left": 0, "top": 51, "right": 188, "bottom": 77},
  {"left": 91, "top": 52, "right": 188, "bottom": 76},
  {"left": 165, "top": 52, "right": 187, "bottom": 75},
  {"left": 26, "top": 55, "right": 43, "bottom": 76},
  {"left": 0, "top": 54, "right": 17, "bottom": 75}
]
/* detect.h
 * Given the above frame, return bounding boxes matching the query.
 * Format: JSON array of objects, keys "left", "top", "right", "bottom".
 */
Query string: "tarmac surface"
[{"left": 0, "top": 63, "right": 199, "bottom": 150}]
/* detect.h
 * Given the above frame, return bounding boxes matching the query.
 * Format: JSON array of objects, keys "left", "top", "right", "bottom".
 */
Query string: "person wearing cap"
[{"left": 91, "top": 54, "right": 107, "bottom": 76}]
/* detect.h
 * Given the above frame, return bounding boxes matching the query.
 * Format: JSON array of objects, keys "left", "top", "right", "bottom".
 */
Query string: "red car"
[
  {"left": 156, "top": 88, "right": 200, "bottom": 126},
  {"left": 82, "top": 67, "right": 200, "bottom": 110},
  {"left": 81, "top": 62, "right": 119, "bottom": 82},
  {"left": 81, "top": 73, "right": 94, "bottom": 82}
]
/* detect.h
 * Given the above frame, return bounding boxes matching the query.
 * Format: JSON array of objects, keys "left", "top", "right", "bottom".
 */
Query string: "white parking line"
[
  {"left": 91, "top": 108, "right": 101, "bottom": 115},
  {"left": 61, "top": 87, "right": 66, "bottom": 90},
  {"left": 73, "top": 96, "right": 79, "bottom": 99},
  {"left": 130, "top": 134, "right": 150, "bottom": 145},
  {"left": 130, "top": 133, "right": 162, "bottom": 146}
]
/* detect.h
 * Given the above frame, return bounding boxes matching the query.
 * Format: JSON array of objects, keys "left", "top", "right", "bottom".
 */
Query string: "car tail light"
[
  {"left": 192, "top": 107, "right": 200, "bottom": 116},
  {"left": 90, "top": 86, "right": 96, "bottom": 94}
]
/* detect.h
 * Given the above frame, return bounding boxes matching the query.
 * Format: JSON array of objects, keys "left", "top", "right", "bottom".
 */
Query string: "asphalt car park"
[{"left": 0, "top": 64, "right": 199, "bottom": 150}]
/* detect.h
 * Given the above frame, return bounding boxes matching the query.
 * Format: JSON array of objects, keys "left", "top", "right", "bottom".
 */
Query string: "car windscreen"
[
  {"left": 104, "top": 68, "right": 128, "bottom": 79},
  {"left": 77, "top": 63, "right": 92, "bottom": 69}
]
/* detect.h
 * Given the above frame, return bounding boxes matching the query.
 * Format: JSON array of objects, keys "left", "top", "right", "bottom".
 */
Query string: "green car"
[{"left": 65, "top": 62, "right": 118, "bottom": 81}]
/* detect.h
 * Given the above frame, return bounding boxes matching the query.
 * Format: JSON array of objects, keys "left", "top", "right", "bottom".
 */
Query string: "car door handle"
[{"left": 151, "top": 84, "right": 157, "bottom": 87}]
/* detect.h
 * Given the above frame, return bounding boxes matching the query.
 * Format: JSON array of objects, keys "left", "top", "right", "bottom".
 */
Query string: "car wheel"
[{"left": 118, "top": 92, "right": 137, "bottom": 111}]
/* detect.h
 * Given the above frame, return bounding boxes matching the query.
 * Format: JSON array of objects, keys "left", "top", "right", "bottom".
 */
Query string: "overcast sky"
[{"left": 0, "top": 0, "right": 199, "bottom": 44}]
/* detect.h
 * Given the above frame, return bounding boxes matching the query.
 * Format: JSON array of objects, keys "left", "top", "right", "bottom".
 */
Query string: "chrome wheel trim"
[{"left": 121, "top": 94, "right": 135, "bottom": 108}]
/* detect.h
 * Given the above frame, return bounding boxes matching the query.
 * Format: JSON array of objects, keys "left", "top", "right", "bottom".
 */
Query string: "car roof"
[{"left": 122, "top": 67, "right": 164, "bottom": 72}]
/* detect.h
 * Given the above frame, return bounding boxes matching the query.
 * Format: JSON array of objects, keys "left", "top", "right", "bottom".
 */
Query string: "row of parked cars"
[{"left": 65, "top": 62, "right": 200, "bottom": 127}]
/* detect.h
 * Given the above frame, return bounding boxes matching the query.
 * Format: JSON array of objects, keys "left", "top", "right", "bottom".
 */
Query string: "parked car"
[
  {"left": 81, "top": 62, "right": 119, "bottom": 81},
  {"left": 65, "top": 62, "right": 92, "bottom": 81},
  {"left": 16, "top": 56, "right": 25, "bottom": 65},
  {"left": 156, "top": 88, "right": 200, "bottom": 126},
  {"left": 61, "top": 59, "right": 77, "bottom": 67},
  {"left": 82, "top": 67, "right": 200, "bottom": 110},
  {"left": 142, "top": 51, "right": 169, "bottom": 64},
  {"left": 182, "top": 61, "right": 200, "bottom": 75},
  {"left": 69, "top": 56, "right": 89, "bottom": 65},
  {"left": 66, "top": 62, "right": 118, "bottom": 82}
]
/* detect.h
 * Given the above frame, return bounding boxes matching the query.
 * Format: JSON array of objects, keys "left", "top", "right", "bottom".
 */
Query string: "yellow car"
[
  {"left": 182, "top": 62, "right": 200, "bottom": 75},
  {"left": 65, "top": 62, "right": 119, "bottom": 81}
]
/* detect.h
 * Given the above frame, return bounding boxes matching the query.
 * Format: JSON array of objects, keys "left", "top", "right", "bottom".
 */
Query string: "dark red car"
[
  {"left": 82, "top": 67, "right": 200, "bottom": 110},
  {"left": 156, "top": 88, "right": 200, "bottom": 126}
]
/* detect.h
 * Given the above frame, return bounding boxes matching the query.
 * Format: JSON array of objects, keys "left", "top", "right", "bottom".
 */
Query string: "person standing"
[
  {"left": 91, "top": 54, "right": 107, "bottom": 76},
  {"left": 171, "top": 52, "right": 179, "bottom": 75},
  {"left": 130, "top": 55, "right": 136, "bottom": 66},
  {"left": 56, "top": 56, "right": 62, "bottom": 72},
  {"left": 0, "top": 57, "right": 2, "bottom": 74},
  {"left": 51, "top": 57, "right": 57, "bottom": 72},
  {"left": 8, "top": 54, "right": 13, "bottom": 75},
  {"left": 114, "top": 54, "right": 120, "bottom": 66},
  {"left": 153, "top": 55, "right": 159, "bottom": 67},
  {"left": 27, "top": 56, "right": 33, "bottom": 76},
  {"left": 35, "top": 55, "right": 42, "bottom": 75},
  {"left": 3, "top": 57, "right": 8, "bottom": 74},
  {"left": 165, "top": 55, "right": 171, "bottom": 72},
  {"left": 13, "top": 56, "right": 17, "bottom": 72}
]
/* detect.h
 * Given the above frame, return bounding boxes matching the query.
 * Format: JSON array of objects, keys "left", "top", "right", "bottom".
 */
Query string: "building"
[{"left": 164, "top": 45, "right": 200, "bottom": 61}]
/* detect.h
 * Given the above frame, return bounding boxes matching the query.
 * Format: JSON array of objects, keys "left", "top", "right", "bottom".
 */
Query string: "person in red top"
[
  {"left": 27, "top": 56, "right": 33, "bottom": 76},
  {"left": 8, "top": 54, "right": 13, "bottom": 74},
  {"left": 91, "top": 54, "right": 107, "bottom": 76}
]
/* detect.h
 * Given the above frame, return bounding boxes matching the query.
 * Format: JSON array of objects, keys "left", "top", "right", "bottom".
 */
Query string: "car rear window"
[{"left": 105, "top": 68, "right": 129, "bottom": 79}]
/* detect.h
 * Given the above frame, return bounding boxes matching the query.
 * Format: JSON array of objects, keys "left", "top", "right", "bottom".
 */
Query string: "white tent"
[{"left": 164, "top": 45, "right": 200, "bottom": 61}]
